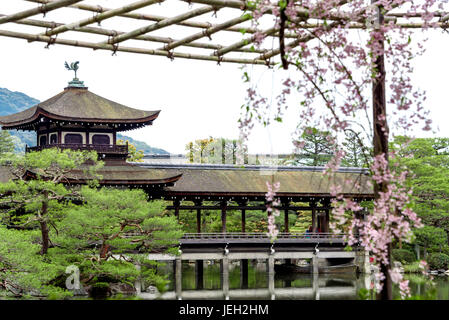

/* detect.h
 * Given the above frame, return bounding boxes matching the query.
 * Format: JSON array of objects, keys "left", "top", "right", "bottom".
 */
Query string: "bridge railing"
[{"left": 182, "top": 232, "right": 346, "bottom": 240}]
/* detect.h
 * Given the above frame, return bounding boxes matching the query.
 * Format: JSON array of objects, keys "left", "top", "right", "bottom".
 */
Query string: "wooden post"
[
  {"left": 194, "top": 199, "right": 202, "bottom": 233},
  {"left": 221, "top": 200, "right": 227, "bottom": 233},
  {"left": 323, "top": 199, "right": 330, "bottom": 233},
  {"left": 196, "top": 209, "right": 201, "bottom": 233},
  {"left": 174, "top": 199, "right": 180, "bottom": 221},
  {"left": 242, "top": 209, "right": 246, "bottom": 233},
  {"left": 311, "top": 201, "right": 316, "bottom": 233},
  {"left": 284, "top": 201, "right": 290, "bottom": 233}
]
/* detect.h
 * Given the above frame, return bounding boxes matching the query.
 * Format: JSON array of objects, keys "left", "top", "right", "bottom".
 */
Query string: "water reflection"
[{"left": 139, "top": 260, "right": 367, "bottom": 300}]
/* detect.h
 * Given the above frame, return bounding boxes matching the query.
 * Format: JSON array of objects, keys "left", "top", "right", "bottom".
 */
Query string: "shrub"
[
  {"left": 427, "top": 253, "right": 449, "bottom": 270},
  {"left": 392, "top": 249, "right": 416, "bottom": 264}
]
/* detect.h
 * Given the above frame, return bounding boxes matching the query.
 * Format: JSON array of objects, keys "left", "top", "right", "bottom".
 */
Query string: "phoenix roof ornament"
[
  {"left": 64, "top": 61, "right": 85, "bottom": 89},
  {"left": 65, "top": 61, "right": 80, "bottom": 79}
]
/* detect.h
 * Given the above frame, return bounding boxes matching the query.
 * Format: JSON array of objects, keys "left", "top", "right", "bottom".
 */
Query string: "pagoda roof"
[{"left": 0, "top": 87, "right": 160, "bottom": 130}]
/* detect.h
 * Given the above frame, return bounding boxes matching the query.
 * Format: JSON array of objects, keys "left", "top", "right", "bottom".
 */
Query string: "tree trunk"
[
  {"left": 39, "top": 220, "right": 49, "bottom": 255},
  {"left": 100, "top": 242, "right": 110, "bottom": 259},
  {"left": 40, "top": 192, "right": 49, "bottom": 255},
  {"left": 371, "top": 1, "right": 392, "bottom": 300}
]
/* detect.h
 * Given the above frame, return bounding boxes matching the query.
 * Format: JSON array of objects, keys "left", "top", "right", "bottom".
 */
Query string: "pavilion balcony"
[{"left": 25, "top": 143, "right": 128, "bottom": 155}]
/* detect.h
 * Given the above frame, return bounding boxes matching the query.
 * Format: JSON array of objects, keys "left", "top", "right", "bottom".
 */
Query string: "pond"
[{"left": 138, "top": 260, "right": 449, "bottom": 300}]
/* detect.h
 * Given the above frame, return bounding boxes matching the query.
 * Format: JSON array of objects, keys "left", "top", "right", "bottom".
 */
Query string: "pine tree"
[
  {"left": 342, "top": 130, "right": 371, "bottom": 167},
  {"left": 0, "top": 129, "right": 14, "bottom": 155},
  {"left": 290, "top": 127, "right": 334, "bottom": 166}
]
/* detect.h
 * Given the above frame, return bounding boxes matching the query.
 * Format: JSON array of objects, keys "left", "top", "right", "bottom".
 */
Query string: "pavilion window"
[
  {"left": 39, "top": 135, "right": 47, "bottom": 146},
  {"left": 65, "top": 133, "right": 83, "bottom": 144},
  {"left": 92, "top": 134, "right": 110, "bottom": 145},
  {"left": 50, "top": 133, "right": 58, "bottom": 144}
]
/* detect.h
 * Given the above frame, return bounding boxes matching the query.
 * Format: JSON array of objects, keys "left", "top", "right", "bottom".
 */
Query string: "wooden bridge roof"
[
  {"left": 0, "top": 86, "right": 160, "bottom": 130},
  {"left": 0, "top": 162, "right": 374, "bottom": 199},
  {"left": 138, "top": 163, "right": 374, "bottom": 198}
]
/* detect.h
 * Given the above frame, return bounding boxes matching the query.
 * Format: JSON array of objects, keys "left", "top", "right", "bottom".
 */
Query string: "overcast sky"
[{"left": 0, "top": 1, "right": 448, "bottom": 154}]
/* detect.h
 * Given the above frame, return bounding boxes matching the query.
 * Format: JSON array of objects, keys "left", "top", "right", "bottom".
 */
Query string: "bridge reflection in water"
[{"left": 139, "top": 232, "right": 371, "bottom": 300}]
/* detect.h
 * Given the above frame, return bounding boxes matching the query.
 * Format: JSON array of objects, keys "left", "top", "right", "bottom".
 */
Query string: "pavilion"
[{"left": 0, "top": 73, "right": 374, "bottom": 234}]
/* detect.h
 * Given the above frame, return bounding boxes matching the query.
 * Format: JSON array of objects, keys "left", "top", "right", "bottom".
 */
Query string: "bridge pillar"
[
  {"left": 195, "top": 260, "right": 204, "bottom": 290},
  {"left": 221, "top": 257, "right": 229, "bottom": 299},
  {"left": 268, "top": 256, "right": 275, "bottom": 300},
  {"left": 175, "top": 258, "right": 182, "bottom": 300},
  {"left": 312, "top": 255, "right": 319, "bottom": 274},
  {"left": 312, "top": 272, "right": 320, "bottom": 300},
  {"left": 240, "top": 259, "right": 248, "bottom": 289}
]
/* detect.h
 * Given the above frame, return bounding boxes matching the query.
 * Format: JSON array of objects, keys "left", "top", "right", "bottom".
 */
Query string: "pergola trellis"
[{"left": 0, "top": 0, "right": 448, "bottom": 65}]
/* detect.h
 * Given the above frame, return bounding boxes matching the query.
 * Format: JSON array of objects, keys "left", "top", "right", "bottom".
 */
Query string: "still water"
[{"left": 139, "top": 260, "right": 449, "bottom": 300}]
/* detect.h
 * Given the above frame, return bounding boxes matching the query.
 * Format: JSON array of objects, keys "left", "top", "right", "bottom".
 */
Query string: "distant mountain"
[
  {"left": 0, "top": 87, "right": 169, "bottom": 154},
  {"left": 117, "top": 134, "right": 169, "bottom": 155}
]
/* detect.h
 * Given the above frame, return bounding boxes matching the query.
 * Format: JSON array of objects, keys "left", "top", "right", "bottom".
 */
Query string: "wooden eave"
[{"left": 0, "top": 106, "right": 160, "bottom": 130}]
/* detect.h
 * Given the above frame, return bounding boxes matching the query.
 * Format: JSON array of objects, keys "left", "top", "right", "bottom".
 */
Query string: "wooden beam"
[
  {"left": 161, "top": 14, "right": 252, "bottom": 51},
  {"left": 181, "top": 0, "right": 310, "bottom": 20},
  {"left": 41, "top": 0, "right": 162, "bottom": 38},
  {"left": 104, "top": 6, "right": 216, "bottom": 45},
  {"left": 3, "top": 15, "right": 264, "bottom": 53},
  {"left": 214, "top": 27, "right": 277, "bottom": 57},
  {"left": 166, "top": 205, "right": 331, "bottom": 210},
  {"left": 0, "top": 29, "right": 271, "bottom": 65},
  {"left": 0, "top": 0, "right": 83, "bottom": 25}
]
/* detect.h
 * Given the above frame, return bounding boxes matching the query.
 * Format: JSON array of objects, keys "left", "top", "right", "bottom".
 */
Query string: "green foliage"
[
  {"left": 56, "top": 187, "right": 183, "bottom": 288},
  {"left": 287, "top": 127, "right": 334, "bottom": 166},
  {"left": 0, "top": 226, "right": 72, "bottom": 299},
  {"left": 117, "top": 139, "right": 144, "bottom": 162},
  {"left": 185, "top": 137, "right": 244, "bottom": 164},
  {"left": 0, "top": 129, "right": 14, "bottom": 155},
  {"left": 0, "top": 149, "right": 102, "bottom": 254},
  {"left": 392, "top": 249, "right": 416, "bottom": 264},
  {"left": 403, "top": 261, "right": 423, "bottom": 273},
  {"left": 391, "top": 137, "right": 449, "bottom": 246},
  {"left": 61, "top": 187, "right": 183, "bottom": 256},
  {"left": 341, "top": 130, "right": 371, "bottom": 167},
  {"left": 427, "top": 253, "right": 449, "bottom": 270},
  {"left": 414, "top": 226, "right": 447, "bottom": 252}
]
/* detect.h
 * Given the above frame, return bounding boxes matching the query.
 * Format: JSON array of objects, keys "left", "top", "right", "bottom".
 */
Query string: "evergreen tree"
[
  {"left": 391, "top": 136, "right": 449, "bottom": 250},
  {"left": 289, "top": 127, "right": 334, "bottom": 166},
  {"left": 0, "top": 129, "right": 14, "bottom": 155},
  {"left": 0, "top": 148, "right": 101, "bottom": 254},
  {"left": 342, "top": 130, "right": 371, "bottom": 167}
]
